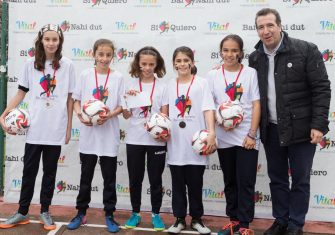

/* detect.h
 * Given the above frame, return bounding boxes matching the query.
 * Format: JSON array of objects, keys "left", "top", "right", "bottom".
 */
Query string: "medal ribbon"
[
  {"left": 94, "top": 67, "right": 110, "bottom": 101},
  {"left": 222, "top": 64, "right": 243, "bottom": 101},
  {"left": 176, "top": 75, "right": 195, "bottom": 118}
]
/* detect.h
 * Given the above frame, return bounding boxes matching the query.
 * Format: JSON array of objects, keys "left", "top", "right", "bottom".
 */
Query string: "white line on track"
[{"left": 1, "top": 218, "right": 218, "bottom": 234}]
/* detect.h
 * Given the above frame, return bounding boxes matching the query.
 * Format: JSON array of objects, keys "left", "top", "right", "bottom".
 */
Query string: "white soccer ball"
[
  {"left": 82, "top": 99, "right": 108, "bottom": 125},
  {"left": 145, "top": 113, "right": 171, "bottom": 139},
  {"left": 4, "top": 108, "right": 30, "bottom": 134},
  {"left": 216, "top": 100, "right": 244, "bottom": 128},
  {"left": 192, "top": 129, "right": 209, "bottom": 155}
]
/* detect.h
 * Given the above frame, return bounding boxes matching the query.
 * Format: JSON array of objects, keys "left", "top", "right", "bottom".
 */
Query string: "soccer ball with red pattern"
[
  {"left": 82, "top": 99, "right": 108, "bottom": 125},
  {"left": 145, "top": 113, "right": 171, "bottom": 139},
  {"left": 192, "top": 129, "right": 209, "bottom": 155},
  {"left": 5, "top": 108, "right": 30, "bottom": 134},
  {"left": 216, "top": 101, "right": 244, "bottom": 128}
]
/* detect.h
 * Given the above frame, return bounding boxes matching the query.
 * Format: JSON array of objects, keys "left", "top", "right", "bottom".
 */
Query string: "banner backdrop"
[{"left": 4, "top": 0, "right": 335, "bottom": 222}]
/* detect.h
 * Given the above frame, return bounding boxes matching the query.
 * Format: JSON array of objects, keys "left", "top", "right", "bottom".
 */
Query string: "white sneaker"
[
  {"left": 167, "top": 218, "right": 186, "bottom": 234},
  {"left": 191, "top": 218, "right": 211, "bottom": 234}
]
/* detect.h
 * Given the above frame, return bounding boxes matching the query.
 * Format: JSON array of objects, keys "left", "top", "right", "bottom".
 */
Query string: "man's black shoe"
[
  {"left": 264, "top": 221, "right": 288, "bottom": 235},
  {"left": 284, "top": 229, "right": 303, "bottom": 235}
]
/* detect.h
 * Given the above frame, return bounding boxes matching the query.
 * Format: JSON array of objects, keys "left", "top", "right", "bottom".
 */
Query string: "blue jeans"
[{"left": 264, "top": 124, "right": 315, "bottom": 230}]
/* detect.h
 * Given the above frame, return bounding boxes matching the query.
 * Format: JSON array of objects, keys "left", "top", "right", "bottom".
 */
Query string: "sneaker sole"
[
  {"left": 0, "top": 220, "right": 30, "bottom": 229},
  {"left": 40, "top": 221, "right": 56, "bottom": 231},
  {"left": 153, "top": 227, "right": 165, "bottom": 231},
  {"left": 125, "top": 225, "right": 137, "bottom": 229}
]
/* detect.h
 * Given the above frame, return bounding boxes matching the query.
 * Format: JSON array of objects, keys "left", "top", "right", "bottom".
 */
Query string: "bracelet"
[{"left": 247, "top": 133, "right": 257, "bottom": 140}]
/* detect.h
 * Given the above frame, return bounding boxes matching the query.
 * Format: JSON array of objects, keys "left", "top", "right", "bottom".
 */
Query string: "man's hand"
[{"left": 310, "top": 129, "right": 323, "bottom": 144}]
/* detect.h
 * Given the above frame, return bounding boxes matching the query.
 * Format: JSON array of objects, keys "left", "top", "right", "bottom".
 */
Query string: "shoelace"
[
  {"left": 222, "top": 221, "right": 240, "bottom": 235},
  {"left": 239, "top": 228, "right": 254, "bottom": 235}
]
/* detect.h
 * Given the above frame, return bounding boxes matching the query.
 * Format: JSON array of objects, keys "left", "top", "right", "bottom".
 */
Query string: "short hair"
[
  {"left": 130, "top": 46, "right": 166, "bottom": 78},
  {"left": 255, "top": 8, "right": 282, "bottom": 28}
]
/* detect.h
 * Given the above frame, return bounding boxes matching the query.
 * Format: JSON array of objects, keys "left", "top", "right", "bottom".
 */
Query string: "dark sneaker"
[
  {"left": 191, "top": 218, "right": 211, "bottom": 234},
  {"left": 234, "top": 228, "right": 255, "bottom": 235},
  {"left": 167, "top": 217, "right": 186, "bottom": 234},
  {"left": 40, "top": 212, "right": 56, "bottom": 230},
  {"left": 218, "top": 221, "right": 240, "bottom": 235},
  {"left": 264, "top": 221, "right": 288, "bottom": 235},
  {"left": 152, "top": 213, "right": 165, "bottom": 231},
  {"left": 0, "top": 212, "right": 29, "bottom": 229},
  {"left": 67, "top": 214, "right": 87, "bottom": 230},
  {"left": 105, "top": 215, "right": 120, "bottom": 233},
  {"left": 125, "top": 212, "right": 141, "bottom": 228}
]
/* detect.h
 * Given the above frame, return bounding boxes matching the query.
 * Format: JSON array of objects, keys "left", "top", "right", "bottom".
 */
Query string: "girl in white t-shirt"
[
  {"left": 167, "top": 46, "right": 216, "bottom": 235},
  {"left": 122, "top": 46, "right": 168, "bottom": 231},
  {"left": 206, "top": 34, "right": 260, "bottom": 235},
  {"left": 0, "top": 24, "right": 75, "bottom": 230},
  {"left": 67, "top": 39, "right": 123, "bottom": 233}
]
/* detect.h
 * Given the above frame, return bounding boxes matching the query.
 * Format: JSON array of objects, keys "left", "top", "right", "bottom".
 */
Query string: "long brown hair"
[
  {"left": 130, "top": 46, "right": 166, "bottom": 78},
  {"left": 34, "top": 25, "right": 64, "bottom": 71}
]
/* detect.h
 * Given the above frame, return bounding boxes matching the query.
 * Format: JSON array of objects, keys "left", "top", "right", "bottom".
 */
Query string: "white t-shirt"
[
  {"left": 72, "top": 68, "right": 124, "bottom": 157},
  {"left": 123, "top": 77, "right": 168, "bottom": 146},
  {"left": 19, "top": 57, "right": 76, "bottom": 145},
  {"left": 206, "top": 65, "right": 260, "bottom": 149},
  {"left": 167, "top": 76, "right": 215, "bottom": 166}
]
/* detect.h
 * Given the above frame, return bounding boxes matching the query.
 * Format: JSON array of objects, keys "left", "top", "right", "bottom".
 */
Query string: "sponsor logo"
[
  {"left": 116, "top": 184, "right": 130, "bottom": 194},
  {"left": 284, "top": 0, "right": 334, "bottom": 6},
  {"left": 56, "top": 180, "right": 98, "bottom": 193},
  {"left": 147, "top": 187, "right": 172, "bottom": 197},
  {"left": 15, "top": 21, "right": 37, "bottom": 32},
  {"left": 310, "top": 169, "right": 327, "bottom": 176},
  {"left": 151, "top": 21, "right": 197, "bottom": 34},
  {"left": 329, "top": 111, "right": 335, "bottom": 121},
  {"left": 281, "top": 23, "right": 306, "bottom": 31},
  {"left": 254, "top": 190, "right": 272, "bottom": 203},
  {"left": 240, "top": 0, "right": 269, "bottom": 7},
  {"left": 71, "top": 128, "right": 80, "bottom": 141},
  {"left": 210, "top": 51, "right": 250, "bottom": 61},
  {"left": 204, "top": 21, "right": 230, "bottom": 35},
  {"left": 171, "top": 0, "right": 230, "bottom": 8},
  {"left": 47, "top": 0, "right": 71, "bottom": 6},
  {"left": 203, "top": 188, "right": 224, "bottom": 199},
  {"left": 116, "top": 48, "right": 135, "bottom": 61},
  {"left": 59, "top": 20, "right": 102, "bottom": 32},
  {"left": 318, "top": 136, "right": 335, "bottom": 151},
  {"left": 120, "top": 129, "right": 126, "bottom": 141},
  {"left": 314, "top": 194, "right": 335, "bottom": 206},
  {"left": 19, "top": 47, "right": 35, "bottom": 57},
  {"left": 8, "top": 76, "right": 18, "bottom": 83},
  {"left": 134, "top": 0, "right": 162, "bottom": 7},
  {"left": 206, "top": 163, "right": 221, "bottom": 171},
  {"left": 11, "top": 179, "right": 22, "bottom": 190},
  {"left": 5, "top": 155, "right": 23, "bottom": 162},
  {"left": 6, "top": 0, "right": 37, "bottom": 3},
  {"left": 115, "top": 22, "right": 136, "bottom": 31},
  {"left": 320, "top": 20, "right": 335, "bottom": 31},
  {"left": 83, "top": 0, "right": 128, "bottom": 6},
  {"left": 71, "top": 48, "right": 93, "bottom": 61},
  {"left": 322, "top": 49, "right": 334, "bottom": 62}
]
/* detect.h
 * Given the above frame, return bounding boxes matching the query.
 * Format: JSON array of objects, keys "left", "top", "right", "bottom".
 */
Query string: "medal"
[
  {"left": 179, "top": 121, "right": 186, "bottom": 128},
  {"left": 176, "top": 75, "right": 195, "bottom": 129}
]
